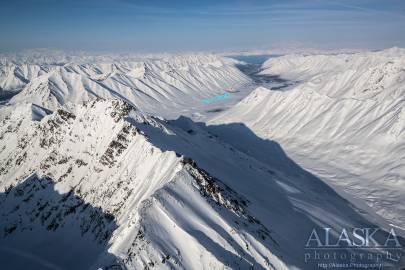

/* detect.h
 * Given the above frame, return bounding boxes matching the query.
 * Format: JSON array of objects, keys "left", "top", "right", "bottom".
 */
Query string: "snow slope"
[
  {"left": 1, "top": 98, "right": 404, "bottom": 269},
  {"left": 211, "top": 48, "right": 405, "bottom": 229},
  {"left": 1, "top": 54, "right": 250, "bottom": 118},
  {"left": 1, "top": 49, "right": 405, "bottom": 270},
  {"left": 0, "top": 99, "right": 288, "bottom": 269}
]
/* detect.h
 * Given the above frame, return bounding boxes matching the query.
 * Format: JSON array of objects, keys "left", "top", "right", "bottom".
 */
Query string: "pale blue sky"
[{"left": 1, "top": 0, "right": 404, "bottom": 52}]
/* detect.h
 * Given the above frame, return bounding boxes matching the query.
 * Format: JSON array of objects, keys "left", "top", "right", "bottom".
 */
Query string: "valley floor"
[{"left": 190, "top": 54, "right": 405, "bottom": 236}]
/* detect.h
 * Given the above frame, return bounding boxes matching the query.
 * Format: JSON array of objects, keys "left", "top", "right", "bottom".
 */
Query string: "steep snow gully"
[{"left": 0, "top": 50, "right": 404, "bottom": 270}]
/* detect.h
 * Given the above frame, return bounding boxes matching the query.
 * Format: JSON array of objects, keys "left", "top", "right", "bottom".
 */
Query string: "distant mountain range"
[{"left": 0, "top": 49, "right": 404, "bottom": 270}]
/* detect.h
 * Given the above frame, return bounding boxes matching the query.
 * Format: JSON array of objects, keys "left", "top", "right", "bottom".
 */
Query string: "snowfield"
[{"left": 0, "top": 50, "right": 404, "bottom": 269}]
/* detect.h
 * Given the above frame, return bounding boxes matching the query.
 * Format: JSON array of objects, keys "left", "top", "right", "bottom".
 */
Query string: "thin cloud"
[{"left": 321, "top": 0, "right": 405, "bottom": 17}]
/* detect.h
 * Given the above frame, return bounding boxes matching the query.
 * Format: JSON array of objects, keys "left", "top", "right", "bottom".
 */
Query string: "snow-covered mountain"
[
  {"left": 211, "top": 48, "right": 405, "bottom": 229},
  {"left": 1, "top": 54, "right": 249, "bottom": 118},
  {"left": 1, "top": 49, "right": 405, "bottom": 270},
  {"left": 2, "top": 98, "right": 403, "bottom": 269}
]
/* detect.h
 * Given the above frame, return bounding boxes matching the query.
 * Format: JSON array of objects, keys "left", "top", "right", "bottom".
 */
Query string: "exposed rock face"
[
  {"left": 0, "top": 99, "right": 286, "bottom": 269},
  {"left": 1, "top": 174, "right": 116, "bottom": 243}
]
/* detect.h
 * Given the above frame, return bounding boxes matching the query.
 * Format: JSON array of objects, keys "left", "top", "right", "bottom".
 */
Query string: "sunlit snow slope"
[
  {"left": 1, "top": 50, "right": 404, "bottom": 270},
  {"left": 211, "top": 48, "right": 405, "bottom": 229},
  {"left": 2, "top": 99, "right": 403, "bottom": 269},
  {"left": 0, "top": 54, "right": 249, "bottom": 118}
]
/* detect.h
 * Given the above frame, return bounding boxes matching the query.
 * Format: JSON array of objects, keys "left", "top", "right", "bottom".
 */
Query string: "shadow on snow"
[
  {"left": 0, "top": 173, "right": 124, "bottom": 270},
  {"left": 130, "top": 115, "right": 405, "bottom": 269}
]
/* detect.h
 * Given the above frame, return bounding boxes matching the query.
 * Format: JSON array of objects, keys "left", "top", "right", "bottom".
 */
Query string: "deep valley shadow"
[{"left": 230, "top": 54, "right": 296, "bottom": 91}]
